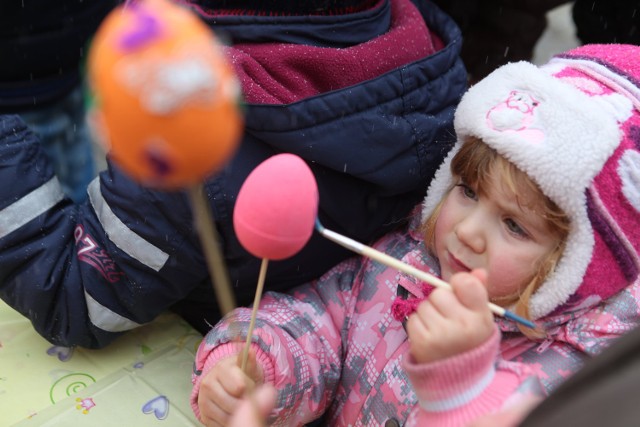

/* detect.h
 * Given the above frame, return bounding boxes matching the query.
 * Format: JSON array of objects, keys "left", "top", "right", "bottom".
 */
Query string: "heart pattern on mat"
[
  {"left": 142, "top": 395, "right": 169, "bottom": 420},
  {"left": 46, "top": 346, "right": 74, "bottom": 362}
]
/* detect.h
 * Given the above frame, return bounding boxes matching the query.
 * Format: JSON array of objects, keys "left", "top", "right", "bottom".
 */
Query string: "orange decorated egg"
[{"left": 87, "top": 0, "right": 243, "bottom": 188}]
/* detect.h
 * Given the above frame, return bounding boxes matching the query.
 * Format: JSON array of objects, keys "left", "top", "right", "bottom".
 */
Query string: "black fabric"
[
  {"left": 188, "top": 0, "right": 380, "bottom": 15},
  {"left": 520, "top": 325, "right": 640, "bottom": 427},
  {"left": 573, "top": 0, "right": 640, "bottom": 45},
  {"left": 432, "top": 0, "right": 567, "bottom": 81},
  {"left": 0, "top": 0, "right": 117, "bottom": 109},
  {"left": 191, "top": 0, "right": 391, "bottom": 47},
  {"left": 433, "top": 0, "right": 640, "bottom": 83}
]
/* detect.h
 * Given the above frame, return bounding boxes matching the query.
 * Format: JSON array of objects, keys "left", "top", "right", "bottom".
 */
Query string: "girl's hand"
[
  {"left": 197, "top": 350, "right": 264, "bottom": 427},
  {"left": 228, "top": 384, "right": 277, "bottom": 427},
  {"left": 406, "top": 269, "right": 495, "bottom": 364}
]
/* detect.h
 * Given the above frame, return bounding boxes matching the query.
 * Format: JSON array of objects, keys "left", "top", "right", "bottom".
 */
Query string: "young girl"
[{"left": 191, "top": 43, "right": 640, "bottom": 426}]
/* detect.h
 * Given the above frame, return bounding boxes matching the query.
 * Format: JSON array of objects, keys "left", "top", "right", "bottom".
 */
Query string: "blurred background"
[{"left": 534, "top": 3, "right": 581, "bottom": 65}]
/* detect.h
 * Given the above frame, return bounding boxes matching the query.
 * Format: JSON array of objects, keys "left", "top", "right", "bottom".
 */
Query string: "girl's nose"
[{"left": 454, "top": 210, "right": 486, "bottom": 253}]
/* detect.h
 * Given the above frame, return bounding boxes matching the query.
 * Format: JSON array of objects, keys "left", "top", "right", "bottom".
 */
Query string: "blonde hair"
[{"left": 423, "top": 137, "right": 570, "bottom": 338}]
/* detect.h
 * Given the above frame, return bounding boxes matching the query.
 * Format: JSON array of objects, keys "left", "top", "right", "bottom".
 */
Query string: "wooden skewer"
[
  {"left": 240, "top": 257, "right": 269, "bottom": 372},
  {"left": 315, "top": 220, "right": 537, "bottom": 329},
  {"left": 188, "top": 183, "right": 236, "bottom": 316}
]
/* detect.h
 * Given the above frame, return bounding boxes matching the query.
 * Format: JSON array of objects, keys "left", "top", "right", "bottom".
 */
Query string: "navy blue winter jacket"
[{"left": 0, "top": 0, "right": 466, "bottom": 348}]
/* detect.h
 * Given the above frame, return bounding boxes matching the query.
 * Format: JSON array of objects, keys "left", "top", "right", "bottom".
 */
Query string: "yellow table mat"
[{"left": 0, "top": 300, "right": 203, "bottom": 426}]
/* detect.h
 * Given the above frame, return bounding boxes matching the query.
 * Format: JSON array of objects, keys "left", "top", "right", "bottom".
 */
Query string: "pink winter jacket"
[{"left": 191, "top": 212, "right": 640, "bottom": 426}]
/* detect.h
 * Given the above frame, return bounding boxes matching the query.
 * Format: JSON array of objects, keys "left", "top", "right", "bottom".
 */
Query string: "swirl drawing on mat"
[{"left": 49, "top": 373, "right": 97, "bottom": 404}]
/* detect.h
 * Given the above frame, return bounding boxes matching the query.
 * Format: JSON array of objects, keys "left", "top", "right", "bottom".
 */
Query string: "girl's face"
[{"left": 433, "top": 174, "right": 561, "bottom": 301}]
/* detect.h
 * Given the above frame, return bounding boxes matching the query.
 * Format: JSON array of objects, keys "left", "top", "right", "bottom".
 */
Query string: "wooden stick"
[
  {"left": 315, "top": 220, "right": 536, "bottom": 329},
  {"left": 240, "top": 257, "right": 269, "bottom": 372},
  {"left": 188, "top": 183, "right": 236, "bottom": 316}
]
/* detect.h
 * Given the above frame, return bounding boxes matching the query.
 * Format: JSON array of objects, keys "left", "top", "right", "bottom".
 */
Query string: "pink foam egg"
[{"left": 233, "top": 154, "right": 319, "bottom": 260}]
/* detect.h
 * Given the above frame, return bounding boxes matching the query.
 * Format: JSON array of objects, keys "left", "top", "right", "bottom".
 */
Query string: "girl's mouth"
[{"left": 447, "top": 251, "right": 471, "bottom": 273}]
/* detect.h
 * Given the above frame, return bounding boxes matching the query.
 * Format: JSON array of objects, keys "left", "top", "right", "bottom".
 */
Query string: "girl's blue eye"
[
  {"left": 457, "top": 184, "right": 477, "bottom": 200},
  {"left": 505, "top": 218, "right": 528, "bottom": 237}
]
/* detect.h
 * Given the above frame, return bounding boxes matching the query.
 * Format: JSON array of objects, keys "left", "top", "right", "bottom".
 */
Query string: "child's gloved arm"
[{"left": 0, "top": 114, "right": 207, "bottom": 348}]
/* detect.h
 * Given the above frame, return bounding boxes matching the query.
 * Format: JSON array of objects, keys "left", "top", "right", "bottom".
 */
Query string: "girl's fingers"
[
  {"left": 221, "top": 365, "right": 253, "bottom": 396},
  {"left": 228, "top": 385, "right": 277, "bottom": 426},
  {"left": 210, "top": 376, "right": 244, "bottom": 415},
  {"left": 199, "top": 388, "right": 233, "bottom": 426},
  {"left": 427, "top": 286, "right": 463, "bottom": 317},
  {"left": 200, "top": 364, "right": 248, "bottom": 419},
  {"left": 237, "top": 347, "right": 263, "bottom": 384},
  {"left": 406, "top": 310, "right": 428, "bottom": 339},
  {"left": 451, "top": 269, "right": 490, "bottom": 312},
  {"left": 251, "top": 384, "right": 277, "bottom": 417},
  {"left": 416, "top": 298, "right": 446, "bottom": 328},
  {"left": 407, "top": 300, "right": 442, "bottom": 343},
  {"left": 470, "top": 268, "right": 488, "bottom": 285},
  {"left": 200, "top": 403, "right": 230, "bottom": 427}
]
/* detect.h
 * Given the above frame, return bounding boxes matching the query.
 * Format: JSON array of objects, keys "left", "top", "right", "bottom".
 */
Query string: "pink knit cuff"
[
  {"left": 190, "top": 341, "right": 276, "bottom": 421},
  {"left": 403, "top": 327, "right": 520, "bottom": 427},
  {"left": 403, "top": 327, "right": 523, "bottom": 427},
  {"left": 403, "top": 327, "right": 501, "bottom": 401}
]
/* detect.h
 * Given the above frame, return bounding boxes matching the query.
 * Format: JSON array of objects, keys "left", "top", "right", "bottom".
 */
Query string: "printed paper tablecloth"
[{"left": 0, "top": 300, "right": 203, "bottom": 426}]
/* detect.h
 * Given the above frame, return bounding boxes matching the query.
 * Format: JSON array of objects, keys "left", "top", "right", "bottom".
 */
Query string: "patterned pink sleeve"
[
  {"left": 190, "top": 258, "right": 363, "bottom": 425},
  {"left": 403, "top": 328, "right": 544, "bottom": 427}
]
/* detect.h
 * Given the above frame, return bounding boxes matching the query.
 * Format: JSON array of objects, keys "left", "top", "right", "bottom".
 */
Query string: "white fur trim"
[{"left": 421, "top": 144, "right": 459, "bottom": 223}]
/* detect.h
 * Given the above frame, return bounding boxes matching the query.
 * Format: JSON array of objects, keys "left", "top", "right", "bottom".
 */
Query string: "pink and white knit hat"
[{"left": 422, "top": 44, "right": 640, "bottom": 320}]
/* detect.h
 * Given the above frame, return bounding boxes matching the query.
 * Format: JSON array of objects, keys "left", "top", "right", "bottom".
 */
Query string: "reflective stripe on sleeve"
[
  {"left": 85, "top": 290, "right": 142, "bottom": 332},
  {"left": 0, "top": 177, "right": 65, "bottom": 240},
  {"left": 88, "top": 178, "right": 169, "bottom": 272}
]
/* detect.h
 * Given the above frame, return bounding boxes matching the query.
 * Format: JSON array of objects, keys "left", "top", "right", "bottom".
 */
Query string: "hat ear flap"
[
  {"left": 619, "top": 150, "right": 640, "bottom": 213},
  {"left": 592, "top": 93, "right": 635, "bottom": 123}
]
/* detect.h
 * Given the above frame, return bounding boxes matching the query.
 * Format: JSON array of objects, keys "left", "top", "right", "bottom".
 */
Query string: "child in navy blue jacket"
[{"left": 0, "top": 0, "right": 467, "bottom": 348}]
